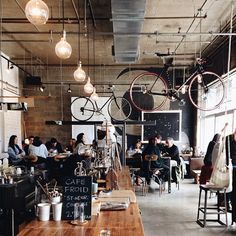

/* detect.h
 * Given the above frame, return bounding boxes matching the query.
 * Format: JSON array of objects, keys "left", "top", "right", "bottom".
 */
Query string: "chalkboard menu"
[
  {"left": 142, "top": 111, "right": 182, "bottom": 142},
  {"left": 61, "top": 176, "right": 92, "bottom": 220}
]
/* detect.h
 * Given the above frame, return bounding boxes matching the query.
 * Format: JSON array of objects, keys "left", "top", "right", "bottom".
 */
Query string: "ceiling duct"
[{"left": 111, "top": 0, "right": 146, "bottom": 63}]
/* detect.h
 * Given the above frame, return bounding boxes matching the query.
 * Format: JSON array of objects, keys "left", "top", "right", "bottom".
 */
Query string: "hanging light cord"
[
  {"left": 93, "top": 29, "right": 95, "bottom": 80},
  {"left": 87, "top": 21, "right": 89, "bottom": 76},
  {"left": 60, "top": 60, "right": 64, "bottom": 120},
  {"left": 62, "top": 0, "right": 65, "bottom": 31},
  {"left": 78, "top": 0, "right": 80, "bottom": 63}
]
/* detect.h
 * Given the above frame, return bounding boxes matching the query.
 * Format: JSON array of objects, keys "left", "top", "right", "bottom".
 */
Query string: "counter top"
[{"left": 18, "top": 167, "right": 144, "bottom": 236}]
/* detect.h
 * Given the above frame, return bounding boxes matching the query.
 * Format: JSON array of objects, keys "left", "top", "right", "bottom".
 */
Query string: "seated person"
[
  {"left": 163, "top": 137, "right": 180, "bottom": 183},
  {"left": 8, "top": 135, "right": 26, "bottom": 165},
  {"left": 65, "top": 138, "right": 76, "bottom": 153},
  {"left": 155, "top": 134, "right": 165, "bottom": 153},
  {"left": 29, "top": 136, "right": 48, "bottom": 159},
  {"left": 133, "top": 139, "right": 143, "bottom": 154},
  {"left": 74, "top": 133, "right": 91, "bottom": 169},
  {"left": 140, "top": 137, "right": 169, "bottom": 185},
  {"left": 23, "top": 136, "right": 34, "bottom": 156},
  {"left": 46, "top": 137, "right": 63, "bottom": 154}
]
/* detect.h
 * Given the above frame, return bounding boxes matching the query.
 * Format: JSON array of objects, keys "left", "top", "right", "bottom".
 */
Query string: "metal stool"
[{"left": 196, "top": 184, "right": 228, "bottom": 227}]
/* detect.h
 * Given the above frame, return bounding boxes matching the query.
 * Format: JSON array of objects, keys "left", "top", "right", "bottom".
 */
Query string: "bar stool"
[{"left": 196, "top": 184, "right": 228, "bottom": 227}]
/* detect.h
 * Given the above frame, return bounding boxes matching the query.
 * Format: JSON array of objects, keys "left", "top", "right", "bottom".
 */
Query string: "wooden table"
[{"left": 18, "top": 167, "right": 144, "bottom": 236}]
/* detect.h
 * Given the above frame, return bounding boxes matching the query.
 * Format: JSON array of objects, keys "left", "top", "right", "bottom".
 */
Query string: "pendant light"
[
  {"left": 74, "top": 61, "right": 86, "bottom": 82},
  {"left": 25, "top": 0, "right": 49, "bottom": 25},
  {"left": 91, "top": 87, "right": 99, "bottom": 101},
  {"left": 55, "top": 0, "right": 72, "bottom": 59},
  {"left": 84, "top": 76, "right": 94, "bottom": 94},
  {"left": 74, "top": 1, "right": 86, "bottom": 82}
]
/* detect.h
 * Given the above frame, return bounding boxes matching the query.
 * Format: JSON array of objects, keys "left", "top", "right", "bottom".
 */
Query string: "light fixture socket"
[
  {"left": 40, "top": 85, "right": 45, "bottom": 92},
  {"left": 67, "top": 84, "right": 72, "bottom": 93}
]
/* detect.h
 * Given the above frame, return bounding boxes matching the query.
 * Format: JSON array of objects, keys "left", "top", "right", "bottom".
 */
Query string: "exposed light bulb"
[
  {"left": 84, "top": 76, "right": 94, "bottom": 94},
  {"left": 55, "top": 30, "right": 72, "bottom": 59},
  {"left": 91, "top": 87, "right": 99, "bottom": 101},
  {"left": 25, "top": 0, "right": 49, "bottom": 25},
  {"left": 74, "top": 61, "right": 86, "bottom": 82}
]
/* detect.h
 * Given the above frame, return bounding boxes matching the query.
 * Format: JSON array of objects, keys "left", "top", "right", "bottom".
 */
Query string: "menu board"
[{"left": 61, "top": 176, "right": 92, "bottom": 220}]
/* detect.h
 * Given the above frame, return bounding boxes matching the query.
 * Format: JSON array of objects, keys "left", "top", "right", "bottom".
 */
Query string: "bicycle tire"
[
  {"left": 129, "top": 72, "right": 168, "bottom": 112},
  {"left": 188, "top": 71, "right": 225, "bottom": 111},
  {"left": 108, "top": 96, "right": 132, "bottom": 121},
  {"left": 71, "top": 97, "right": 95, "bottom": 121}
]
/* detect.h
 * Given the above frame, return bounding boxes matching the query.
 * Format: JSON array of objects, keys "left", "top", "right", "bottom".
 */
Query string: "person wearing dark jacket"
[
  {"left": 200, "top": 133, "right": 220, "bottom": 184},
  {"left": 204, "top": 133, "right": 220, "bottom": 166},
  {"left": 163, "top": 137, "right": 180, "bottom": 183},
  {"left": 46, "top": 137, "right": 63, "bottom": 154},
  {"left": 142, "top": 137, "right": 169, "bottom": 184}
]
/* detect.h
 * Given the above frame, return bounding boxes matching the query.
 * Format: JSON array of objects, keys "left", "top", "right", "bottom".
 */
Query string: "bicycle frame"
[
  {"left": 149, "top": 61, "right": 205, "bottom": 101},
  {"left": 82, "top": 89, "right": 117, "bottom": 115}
]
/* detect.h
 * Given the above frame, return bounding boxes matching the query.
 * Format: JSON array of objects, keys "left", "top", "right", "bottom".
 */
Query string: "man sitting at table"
[
  {"left": 46, "top": 137, "right": 63, "bottom": 154},
  {"left": 163, "top": 137, "right": 181, "bottom": 183},
  {"left": 141, "top": 137, "right": 169, "bottom": 185}
]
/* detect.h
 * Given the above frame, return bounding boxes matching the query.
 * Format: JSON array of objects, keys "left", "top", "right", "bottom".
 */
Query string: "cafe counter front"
[{"left": 18, "top": 167, "right": 144, "bottom": 236}]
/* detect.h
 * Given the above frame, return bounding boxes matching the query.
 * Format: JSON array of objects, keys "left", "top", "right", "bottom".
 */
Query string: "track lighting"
[
  {"left": 67, "top": 84, "right": 72, "bottom": 93},
  {"left": 40, "top": 85, "right": 45, "bottom": 92},
  {"left": 6, "top": 61, "right": 14, "bottom": 73}
]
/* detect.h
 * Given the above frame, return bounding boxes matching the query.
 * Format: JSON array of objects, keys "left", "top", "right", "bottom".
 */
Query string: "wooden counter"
[{"left": 18, "top": 167, "right": 144, "bottom": 236}]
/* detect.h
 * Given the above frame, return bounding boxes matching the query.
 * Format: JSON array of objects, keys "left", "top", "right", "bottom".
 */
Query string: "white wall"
[{"left": 0, "top": 52, "right": 22, "bottom": 156}]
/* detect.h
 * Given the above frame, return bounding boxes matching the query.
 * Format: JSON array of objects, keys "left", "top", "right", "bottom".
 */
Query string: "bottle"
[{"left": 3, "top": 158, "right": 9, "bottom": 169}]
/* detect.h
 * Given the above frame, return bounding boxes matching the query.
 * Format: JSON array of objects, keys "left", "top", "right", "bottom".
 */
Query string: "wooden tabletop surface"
[{"left": 18, "top": 167, "right": 144, "bottom": 236}]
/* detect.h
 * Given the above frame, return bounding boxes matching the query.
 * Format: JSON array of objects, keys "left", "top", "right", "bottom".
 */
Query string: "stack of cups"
[
  {"left": 37, "top": 203, "right": 51, "bottom": 221},
  {"left": 51, "top": 196, "right": 62, "bottom": 221},
  {"left": 52, "top": 202, "right": 63, "bottom": 221},
  {"left": 37, "top": 197, "right": 63, "bottom": 221}
]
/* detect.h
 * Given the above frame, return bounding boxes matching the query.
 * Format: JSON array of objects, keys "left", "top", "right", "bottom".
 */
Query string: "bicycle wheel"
[
  {"left": 188, "top": 71, "right": 225, "bottom": 111},
  {"left": 129, "top": 72, "right": 168, "bottom": 112},
  {"left": 71, "top": 97, "right": 95, "bottom": 121},
  {"left": 108, "top": 96, "right": 132, "bottom": 121}
]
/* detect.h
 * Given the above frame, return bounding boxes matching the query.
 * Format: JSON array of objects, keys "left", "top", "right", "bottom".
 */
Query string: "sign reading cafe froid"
[{"left": 62, "top": 176, "right": 92, "bottom": 220}]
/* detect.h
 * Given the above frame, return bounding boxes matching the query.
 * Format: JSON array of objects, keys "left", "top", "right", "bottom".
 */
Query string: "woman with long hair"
[{"left": 8, "top": 135, "right": 25, "bottom": 165}]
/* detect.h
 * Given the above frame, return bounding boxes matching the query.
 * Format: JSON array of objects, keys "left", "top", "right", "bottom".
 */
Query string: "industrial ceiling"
[{"left": 0, "top": 0, "right": 235, "bottom": 89}]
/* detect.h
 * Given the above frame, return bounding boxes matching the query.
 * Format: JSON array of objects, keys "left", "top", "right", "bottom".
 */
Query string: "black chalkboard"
[
  {"left": 142, "top": 111, "right": 181, "bottom": 142},
  {"left": 61, "top": 176, "right": 92, "bottom": 220}
]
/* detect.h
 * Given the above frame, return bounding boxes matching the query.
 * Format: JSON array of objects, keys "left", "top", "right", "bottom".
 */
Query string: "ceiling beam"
[
  {"left": 2, "top": 31, "right": 236, "bottom": 36},
  {"left": 0, "top": 15, "right": 207, "bottom": 24}
]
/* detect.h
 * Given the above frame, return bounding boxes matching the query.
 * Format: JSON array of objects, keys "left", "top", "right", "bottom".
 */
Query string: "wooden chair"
[{"left": 144, "top": 154, "right": 163, "bottom": 196}]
